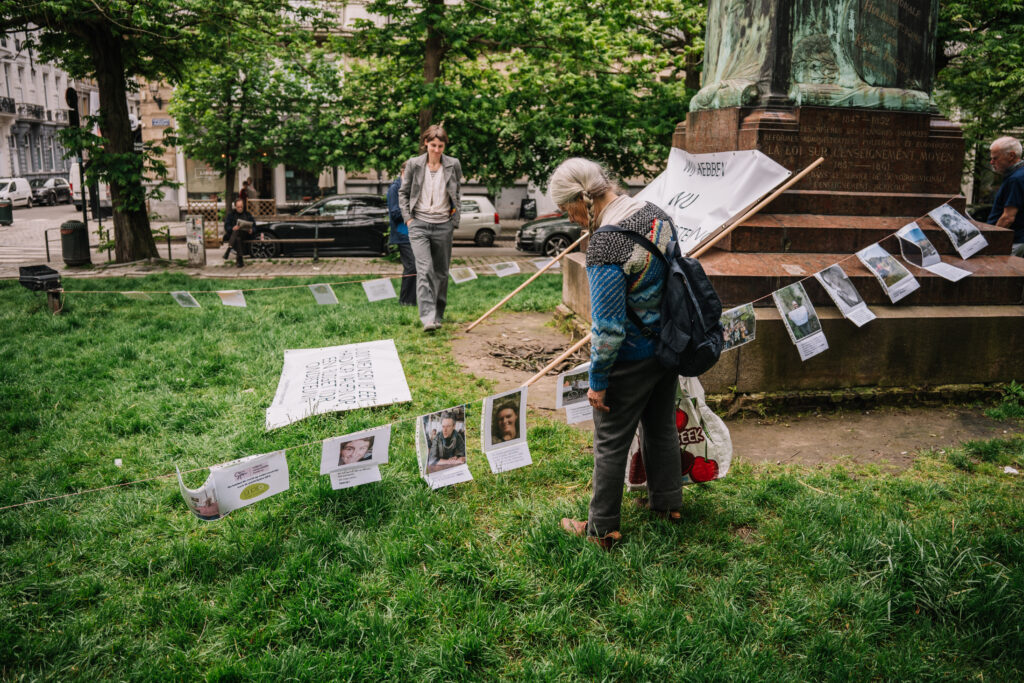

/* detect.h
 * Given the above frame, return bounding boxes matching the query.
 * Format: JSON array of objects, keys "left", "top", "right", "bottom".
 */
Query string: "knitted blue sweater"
[{"left": 586, "top": 204, "right": 673, "bottom": 390}]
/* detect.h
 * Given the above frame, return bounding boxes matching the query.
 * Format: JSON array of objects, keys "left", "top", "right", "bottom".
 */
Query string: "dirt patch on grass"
[{"left": 451, "top": 311, "right": 1023, "bottom": 471}]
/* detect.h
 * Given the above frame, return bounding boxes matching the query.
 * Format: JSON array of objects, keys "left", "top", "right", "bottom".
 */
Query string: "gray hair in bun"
[{"left": 547, "top": 158, "right": 614, "bottom": 229}]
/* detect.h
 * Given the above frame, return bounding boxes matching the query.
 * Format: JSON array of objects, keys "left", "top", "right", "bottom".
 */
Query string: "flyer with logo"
[{"left": 209, "top": 450, "right": 290, "bottom": 514}]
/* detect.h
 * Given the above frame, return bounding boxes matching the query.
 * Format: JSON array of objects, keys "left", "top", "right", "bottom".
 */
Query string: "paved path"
[{"left": 0, "top": 204, "right": 537, "bottom": 281}]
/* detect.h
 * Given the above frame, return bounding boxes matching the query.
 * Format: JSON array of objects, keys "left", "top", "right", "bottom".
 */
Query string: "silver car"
[{"left": 453, "top": 195, "right": 500, "bottom": 246}]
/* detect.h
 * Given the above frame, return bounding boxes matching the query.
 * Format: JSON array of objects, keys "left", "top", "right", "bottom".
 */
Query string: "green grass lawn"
[{"left": 1, "top": 273, "right": 1023, "bottom": 681}]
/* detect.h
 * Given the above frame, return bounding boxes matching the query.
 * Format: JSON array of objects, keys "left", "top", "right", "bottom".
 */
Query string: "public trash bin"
[
  {"left": 520, "top": 197, "right": 537, "bottom": 220},
  {"left": 60, "top": 220, "right": 91, "bottom": 266},
  {"left": 0, "top": 199, "right": 12, "bottom": 226}
]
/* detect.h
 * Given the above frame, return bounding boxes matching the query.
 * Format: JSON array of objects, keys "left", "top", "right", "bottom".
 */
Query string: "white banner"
[
  {"left": 265, "top": 340, "right": 412, "bottom": 430},
  {"left": 636, "top": 148, "right": 791, "bottom": 255}
]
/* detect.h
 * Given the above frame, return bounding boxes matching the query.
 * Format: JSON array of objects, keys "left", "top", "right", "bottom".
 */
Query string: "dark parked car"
[
  {"left": 30, "top": 177, "right": 72, "bottom": 205},
  {"left": 514, "top": 213, "right": 581, "bottom": 257},
  {"left": 249, "top": 194, "right": 390, "bottom": 257}
]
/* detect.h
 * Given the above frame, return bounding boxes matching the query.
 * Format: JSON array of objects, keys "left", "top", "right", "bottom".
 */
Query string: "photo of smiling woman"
[{"left": 337, "top": 436, "right": 374, "bottom": 467}]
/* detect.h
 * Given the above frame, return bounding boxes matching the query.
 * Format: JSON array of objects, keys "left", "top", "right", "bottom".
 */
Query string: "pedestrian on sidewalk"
[
  {"left": 239, "top": 179, "right": 252, "bottom": 212},
  {"left": 550, "top": 157, "right": 681, "bottom": 550},
  {"left": 398, "top": 125, "right": 462, "bottom": 332},
  {"left": 223, "top": 198, "right": 254, "bottom": 268},
  {"left": 387, "top": 163, "right": 417, "bottom": 306}
]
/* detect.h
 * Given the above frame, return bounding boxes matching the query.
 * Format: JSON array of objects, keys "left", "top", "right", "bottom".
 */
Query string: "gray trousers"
[
  {"left": 588, "top": 355, "right": 682, "bottom": 537},
  {"left": 408, "top": 219, "right": 454, "bottom": 327}
]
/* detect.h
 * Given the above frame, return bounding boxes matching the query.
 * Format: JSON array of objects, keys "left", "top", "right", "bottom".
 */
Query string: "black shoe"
[{"left": 236, "top": 260, "right": 244, "bottom": 268}]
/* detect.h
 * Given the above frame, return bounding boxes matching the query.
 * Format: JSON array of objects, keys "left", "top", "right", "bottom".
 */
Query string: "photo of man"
[
  {"left": 425, "top": 407, "right": 467, "bottom": 473},
  {"left": 338, "top": 436, "right": 374, "bottom": 467},
  {"left": 773, "top": 282, "right": 822, "bottom": 342}
]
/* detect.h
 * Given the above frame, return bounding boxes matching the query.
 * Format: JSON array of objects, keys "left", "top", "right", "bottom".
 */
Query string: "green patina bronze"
[{"left": 691, "top": 0, "right": 939, "bottom": 112}]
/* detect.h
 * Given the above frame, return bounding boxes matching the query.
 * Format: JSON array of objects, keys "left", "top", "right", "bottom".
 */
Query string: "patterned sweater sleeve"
[{"left": 586, "top": 263, "right": 627, "bottom": 391}]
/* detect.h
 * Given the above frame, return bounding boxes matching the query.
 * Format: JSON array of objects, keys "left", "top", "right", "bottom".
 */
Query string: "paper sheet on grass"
[
  {"left": 177, "top": 449, "right": 290, "bottom": 520},
  {"left": 309, "top": 283, "right": 339, "bottom": 305},
  {"left": 362, "top": 279, "right": 397, "bottom": 302},
  {"left": 319, "top": 425, "right": 391, "bottom": 490},
  {"left": 171, "top": 291, "right": 200, "bottom": 308},
  {"left": 814, "top": 264, "right": 876, "bottom": 327},
  {"left": 897, "top": 222, "right": 971, "bottom": 282},
  {"left": 217, "top": 290, "right": 247, "bottom": 307},
  {"left": 416, "top": 404, "right": 473, "bottom": 489},
  {"left": 450, "top": 267, "right": 477, "bottom": 283},
  {"left": 492, "top": 262, "right": 521, "bottom": 277},
  {"left": 265, "top": 340, "right": 412, "bottom": 430},
  {"left": 481, "top": 387, "right": 531, "bottom": 473}
]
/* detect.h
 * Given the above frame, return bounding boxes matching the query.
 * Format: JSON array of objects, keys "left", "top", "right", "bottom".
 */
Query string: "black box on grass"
[{"left": 19, "top": 265, "right": 62, "bottom": 292}]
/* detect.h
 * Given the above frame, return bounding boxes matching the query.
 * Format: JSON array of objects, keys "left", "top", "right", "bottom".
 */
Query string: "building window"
[
  {"left": 184, "top": 158, "right": 231, "bottom": 200},
  {"left": 285, "top": 166, "right": 324, "bottom": 202}
]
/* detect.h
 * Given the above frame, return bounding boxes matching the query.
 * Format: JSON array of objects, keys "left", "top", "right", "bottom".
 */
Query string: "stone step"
[
  {"left": 699, "top": 251, "right": 1024, "bottom": 307},
  {"left": 702, "top": 305, "right": 1024, "bottom": 393},
  {"left": 716, "top": 214, "right": 1014, "bottom": 255}
]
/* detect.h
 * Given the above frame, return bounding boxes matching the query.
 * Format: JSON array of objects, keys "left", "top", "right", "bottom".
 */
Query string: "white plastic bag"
[{"left": 625, "top": 376, "right": 732, "bottom": 490}]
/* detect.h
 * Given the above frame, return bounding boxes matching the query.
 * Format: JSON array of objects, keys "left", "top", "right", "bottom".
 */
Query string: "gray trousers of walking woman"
[
  {"left": 408, "top": 218, "right": 455, "bottom": 327},
  {"left": 588, "top": 355, "right": 682, "bottom": 537}
]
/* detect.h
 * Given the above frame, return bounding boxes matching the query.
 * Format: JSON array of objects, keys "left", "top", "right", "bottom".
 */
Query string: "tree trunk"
[
  {"left": 418, "top": 0, "right": 445, "bottom": 133},
  {"left": 89, "top": 26, "right": 158, "bottom": 262},
  {"left": 225, "top": 166, "right": 237, "bottom": 211}
]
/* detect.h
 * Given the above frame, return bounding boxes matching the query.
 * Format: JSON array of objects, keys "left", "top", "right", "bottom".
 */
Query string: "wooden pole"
[
  {"left": 523, "top": 333, "right": 591, "bottom": 387},
  {"left": 465, "top": 231, "right": 589, "bottom": 332},
  {"left": 689, "top": 157, "right": 824, "bottom": 258}
]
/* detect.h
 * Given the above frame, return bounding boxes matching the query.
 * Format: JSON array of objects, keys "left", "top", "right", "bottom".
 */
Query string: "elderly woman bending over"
[{"left": 551, "top": 158, "right": 683, "bottom": 549}]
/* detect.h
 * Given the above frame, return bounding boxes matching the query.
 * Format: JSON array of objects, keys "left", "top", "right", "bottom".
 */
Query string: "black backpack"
[{"left": 595, "top": 225, "right": 724, "bottom": 377}]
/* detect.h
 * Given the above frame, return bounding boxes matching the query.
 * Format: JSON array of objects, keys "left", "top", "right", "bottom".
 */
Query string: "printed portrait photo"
[
  {"left": 929, "top": 204, "right": 979, "bottom": 248},
  {"left": 773, "top": 282, "right": 822, "bottom": 342},
  {"left": 815, "top": 264, "right": 864, "bottom": 311},
  {"left": 483, "top": 388, "right": 527, "bottom": 450},
  {"left": 423, "top": 405, "right": 467, "bottom": 474},
  {"left": 337, "top": 436, "right": 374, "bottom": 467}
]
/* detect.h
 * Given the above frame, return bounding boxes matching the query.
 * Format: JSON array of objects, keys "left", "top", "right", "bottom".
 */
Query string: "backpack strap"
[{"left": 593, "top": 224, "right": 668, "bottom": 339}]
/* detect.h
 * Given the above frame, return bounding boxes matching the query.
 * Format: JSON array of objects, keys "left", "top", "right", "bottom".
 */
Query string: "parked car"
[
  {"left": 30, "top": 177, "right": 72, "bottom": 206},
  {"left": 0, "top": 177, "right": 33, "bottom": 208},
  {"left": 453, "top": 195, "right": 500, "bottom": 246},
  {"left": 515, "top": 213, "right": 581, "bottom": 256},
  {"left": 249, "top": 193, "right": 390, "bottom": 257}
]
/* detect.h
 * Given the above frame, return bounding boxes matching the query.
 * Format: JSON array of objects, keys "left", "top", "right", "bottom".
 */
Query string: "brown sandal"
[
  {"left": 560, "top": 518, "right": 622, "bottom": 550},
  {"left": 633, "top": 498, "right": 682, "bottom": 523}
]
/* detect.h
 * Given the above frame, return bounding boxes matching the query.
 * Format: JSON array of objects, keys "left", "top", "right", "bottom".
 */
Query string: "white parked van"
[
  {"left": 453, "top": 195, "right": 501, "bottom": 246},
  {"left": 0, "top": 177, "right": 33, "bottom": 207},
  {"left": 69, "top": 162, "right": 112, "bottom": 214}
]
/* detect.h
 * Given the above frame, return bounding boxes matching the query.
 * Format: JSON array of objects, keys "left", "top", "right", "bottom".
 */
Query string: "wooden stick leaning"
[
  {"left": 523, "top": 334, "right": 592, "bottom": 387},
  {"left": 689, "top": 156, "right": 825, "bottom": 258},
  {"left": 465, "top": 231, "right": 590, "bottom": 332},
  {"left": 525, "top": 157, "right": 824, "bottom": 386}
]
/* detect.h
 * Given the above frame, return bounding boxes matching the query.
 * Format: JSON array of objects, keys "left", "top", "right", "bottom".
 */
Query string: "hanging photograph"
[
  {"left": 719, "top": 303, "right": 756, "bottom": 351},
  {"left": 362, "top": 278, "right": 397, "bottom": 302},
  {"left": 555, "top": 362, "right": 592, "bottom": 424},
  {"left": 450, "top": 267, "right": 477, "bottom": 283},
  {"left": 896, "top": 222, "right": 971, "bottom": 282},
  {"left": 532, "top": 258, "right": 560, "bottom": 271},
  {"left": 772, "top": 282, "right": 829, "bottom": 361},
  {"left": 492, "top": 262, "right": 521, "bottom": 277},
  {"left": 122, "top": 291, "right": 152, "bottom": 301},
  {"left": 209, "top": 449, "right": 290, "bottom": 515},
  {"left": 927, "top": 204, "right": 988, "bottom": 259},
  {"left": 416, "top": 404, "right": 473, "bottom": 489},
  {"left": 320, "top": 425, "right": 391, "bottom": 475},
  {"left": 814, "top": 264, "right": 876, "bottom": 327},
  {"left": 481, "top": 387, "right": 531, "bottom": 473},
  {"left": 176, "top": 467, "right": 224, "bottom": 521},
  {"left": 171, "top": 291, "right": 200, "bottom": 308},
  {"left": 856, "top": 243, "right": 920, "bottom": 303},
  {"left": 309, "top": 283, "right": 339, "bottom": 305},
  {"left": 217, "top": 290, "right": 247, "bottom": 307}
]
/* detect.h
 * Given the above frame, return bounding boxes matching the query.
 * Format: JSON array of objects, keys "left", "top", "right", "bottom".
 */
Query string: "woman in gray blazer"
[{"left": 398, "top": 125, "right": 463, "bottom": 332}]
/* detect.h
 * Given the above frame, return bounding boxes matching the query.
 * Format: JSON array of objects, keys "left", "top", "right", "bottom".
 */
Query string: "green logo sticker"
[{"left": 240, "top": 482, "right": 270, "bottom": 500}]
